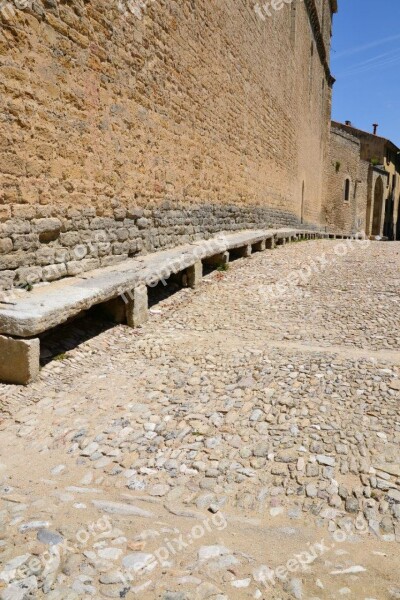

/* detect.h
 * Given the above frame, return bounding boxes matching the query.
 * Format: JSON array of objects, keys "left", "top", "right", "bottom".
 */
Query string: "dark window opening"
[{"left": 344, "top": 178, "right": 351, "bottom": 202}]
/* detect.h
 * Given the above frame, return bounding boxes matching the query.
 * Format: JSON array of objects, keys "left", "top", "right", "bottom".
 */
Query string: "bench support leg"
[
  {"left": 0, "top": 335, "right": 40, "bottom": 385},
  {"left": 185, "top": 260, "right": 203, "bottom": 289},
  {"left": 126, "top": 285, "right": 149, "bottom": 328},
  {"left": 252, "top": 240, "right": 266, "bottom": 252},
  {"left": 203, "top": 251, "right": 229, "bottom": 268}
]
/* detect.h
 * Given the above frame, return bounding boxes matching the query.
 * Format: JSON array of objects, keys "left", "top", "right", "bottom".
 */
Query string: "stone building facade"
[
  {"left": 0, "top": 0, "right": 337, "bottom": 290},
  {"left": 329, "top": 121, "right": 400, "bottom": 239},
  {"left": 325, "top": 125, "right": 370, "bottom": 235}
]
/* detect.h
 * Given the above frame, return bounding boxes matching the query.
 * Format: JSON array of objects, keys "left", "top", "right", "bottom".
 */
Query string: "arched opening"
[
  {"left": 344, "top": 178, "right": 350, "bottom": 202},
  {"left": 366, "top": 191, "right": 372, "bottom": 235},
  {"left": 384, "top": 194, "right": 394, "bottom": 240},
  {"left": 372, "top": 177, "right": 384, "bottom": 236}
]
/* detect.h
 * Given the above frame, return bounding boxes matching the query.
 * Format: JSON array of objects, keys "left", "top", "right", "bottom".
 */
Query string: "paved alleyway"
[{"left": 0, "top": 239, "right": 399, "bottom": 599}]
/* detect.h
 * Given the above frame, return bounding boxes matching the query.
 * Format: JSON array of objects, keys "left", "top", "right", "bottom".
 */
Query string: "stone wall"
[
  {"left": 0, "top": 0, "right": 335, "bottom": 290},
  {"left": 333, "top": 121, "right": 400, "bottom": 240},
  {"left": 325, "top": 126, "right": 370, "bottom": 235}
]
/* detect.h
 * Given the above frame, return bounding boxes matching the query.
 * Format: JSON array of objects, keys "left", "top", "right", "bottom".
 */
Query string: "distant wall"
[
  {"left": 332, "top": 121, "right": 400, "bottom": 239},
  {"left": 325, "top": 126, "right": 369, "bottom": 234}
]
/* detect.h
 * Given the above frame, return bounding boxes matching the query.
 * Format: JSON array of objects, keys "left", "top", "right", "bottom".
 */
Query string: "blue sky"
[{"left": 331, "top": 0, "right": 400, "bottom": 146}]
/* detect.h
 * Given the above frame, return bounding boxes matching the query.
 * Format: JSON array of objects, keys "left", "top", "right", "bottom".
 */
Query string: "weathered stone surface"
[
  {"left": 185, "top": 260, "right": 203, "bottom": 289},
  {"left": 388, "top": 489, "right": 400, "bottom": 503},
  {"left": 0, "top": 238, "right": 12, "bottom": 254},
  {"left": 92, "top": 500, "right": 153, "bottom": 518},
  {"left": 374, "top": 464, "right": 400, "bottom": 478},
  {"left": 15, "top": 266, "right": 43, "bottom": 285},
  {"left": 37, "top": 529, "right": 64, "bottom": 546},
  {"left": 0, "top": 270, "right": 16, "bottom": 290},
  {"left": 0, "top": 335, "right": 40, "bottom": 385},
  {"left": 126, "top": 285, "right": 149, "bottom": 329}
]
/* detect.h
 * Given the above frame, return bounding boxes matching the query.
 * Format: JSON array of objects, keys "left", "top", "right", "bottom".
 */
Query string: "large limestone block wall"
[
  {"left": 325, "top": 127, "right": 369, "bottom": 234},
  {"left": 0, "top": 0, "right": 334, "bottom": 290}
]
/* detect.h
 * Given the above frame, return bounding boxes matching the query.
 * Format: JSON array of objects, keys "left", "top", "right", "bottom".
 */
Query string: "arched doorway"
[
  {"left": 384, "top": 194, "right": 394, "bottom": 240},
  {"left": 396, "top": 196, "right": 400, "bottom": 241},
  {"left": 371, "top": 177, "right": 384, "bottom": 236},
  {"left": 366, "top": 192, "right": 372, "bottom": 235}
]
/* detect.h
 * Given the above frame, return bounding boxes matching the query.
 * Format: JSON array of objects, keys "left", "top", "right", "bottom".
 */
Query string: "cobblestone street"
[{"left": 0, "top": 239, "right": 399, "bottom": 599}]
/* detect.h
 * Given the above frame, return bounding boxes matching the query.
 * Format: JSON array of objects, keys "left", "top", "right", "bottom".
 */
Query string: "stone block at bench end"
[
  {"left": 125, "top": 286, "right": 149, "bottom": 328},
  {"left": 0, "top": 335, "right": 40, "bottom": 385},
  {"left": 185, "top": 260, "right": 203, "bottom": 289}
]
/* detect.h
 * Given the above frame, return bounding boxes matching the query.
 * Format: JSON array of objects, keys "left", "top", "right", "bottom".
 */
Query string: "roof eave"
[{"left": 332, "top": 121, "right": 400, "bottom": 154}]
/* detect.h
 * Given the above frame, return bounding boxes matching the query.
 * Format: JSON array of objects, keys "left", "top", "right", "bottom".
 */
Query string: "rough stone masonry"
[{"left": 0, "top": 0, "right": 336, "bottom": 291}]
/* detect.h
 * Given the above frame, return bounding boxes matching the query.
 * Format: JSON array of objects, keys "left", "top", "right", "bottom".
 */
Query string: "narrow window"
[
  {"left": 344, "top": 178, "right": 351, "bottom": 202},
  {"left": 308, "top": 43, "right": 314, "bottom": 103}
]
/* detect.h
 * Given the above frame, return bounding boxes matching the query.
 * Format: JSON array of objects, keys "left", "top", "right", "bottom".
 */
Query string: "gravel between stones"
[{"left": 0, "top": 240, "right": 399, "bottom": 599}]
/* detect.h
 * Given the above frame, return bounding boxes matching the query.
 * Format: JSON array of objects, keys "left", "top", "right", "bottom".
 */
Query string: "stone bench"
[{"left": 0, "top": 227, "right": 346, "bottom": 384}]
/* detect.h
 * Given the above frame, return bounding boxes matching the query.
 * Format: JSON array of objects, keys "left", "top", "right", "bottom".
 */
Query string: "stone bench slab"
[
  {"left": 0, "top": 230, "right": 275, "bottom": 337},
  {"left": 0, "top": 227, "right": 335, "bottom": 339}
]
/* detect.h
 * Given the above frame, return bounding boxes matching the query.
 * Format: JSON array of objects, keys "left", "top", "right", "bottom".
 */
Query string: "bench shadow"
[
  {"left": 147, "top": 273, "right": 185, "bottom": 308},
  {"left": 39, "top": 310, "right": 115, "bottom": 367},
  {"left": 39, "top": 274, "right": 189, "bottom": 366},
  {"left": 202, "top": 263, "right": 220, "bottom": 276}
]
